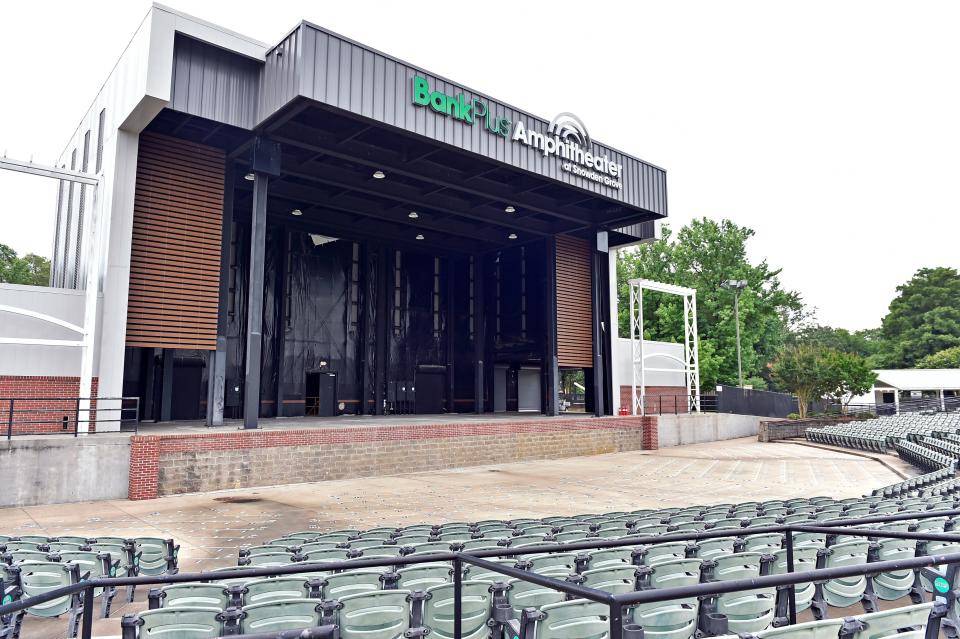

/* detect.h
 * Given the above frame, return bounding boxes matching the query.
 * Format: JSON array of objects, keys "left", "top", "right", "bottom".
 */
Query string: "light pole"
[{"left": 721, "top": 279, "right": 748, "bottom": 387}]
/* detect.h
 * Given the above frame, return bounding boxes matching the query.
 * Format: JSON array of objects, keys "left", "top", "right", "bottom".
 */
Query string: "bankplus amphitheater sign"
[{"left": 411, "top": 75, "right": 624, "bottom": 190}]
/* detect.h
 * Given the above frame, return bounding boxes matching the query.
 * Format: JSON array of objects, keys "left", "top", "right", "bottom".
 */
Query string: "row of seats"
[
  {"left": 0, "top": 537, "right": 179, "bottom": 639},
  {"left": 894, "top": 441, "right": 955, "bottom": 472},
  {"left": 872, "top": 468, "right": 954, "bottom": 498},
  {"left": 806, "top": 413, "right": 960, "bottom": 456}
]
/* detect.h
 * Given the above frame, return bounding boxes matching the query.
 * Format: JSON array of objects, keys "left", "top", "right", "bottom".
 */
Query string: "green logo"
[
  {"left": 2, "top": 595, "right": 11, "bottom": 605},
  {"left": 935, "top": 577, "right": 950, "bottom": 593},
  {"left": 412, "top": 76, "right": 511, "bottom": 137}
]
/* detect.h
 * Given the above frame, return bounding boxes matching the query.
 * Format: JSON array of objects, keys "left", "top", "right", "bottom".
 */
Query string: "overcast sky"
[{"left": 1, "top": 1, "right": 958, "bottom": 330}]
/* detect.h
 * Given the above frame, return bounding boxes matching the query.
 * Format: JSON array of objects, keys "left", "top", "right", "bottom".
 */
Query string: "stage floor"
[{"left": 137, "top": 411, "right": 589, "bottom": 435}]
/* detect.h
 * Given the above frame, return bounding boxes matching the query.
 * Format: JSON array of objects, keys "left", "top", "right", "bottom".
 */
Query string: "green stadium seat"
[
  {"left": 640, "top": 542, "right": 690, "bottom": 567},
  {"left": 423, "top": 581, "right": 490, "bottom": 639},
  {"left": 841, "top": 602, "right": 934, "bottom": 639},
  {"left": 336, "top": 590, "right": 414, "bottom": 639},
  {"left": 121, "top": 607, "right": 223, "bottom": 639},
  {"left": 535, "top": 598, "right": 609, "bottom": 639},
  {"left": 870, "top": 537, "right": 918, "bottom": 601},
  {"left": 580, "top": 565, "right": 637, "bottom": 594},
  {"left": 240, "top": 598, "right": 323, "bottom": 634},
  {"left": 148, "top": 583, "right": 230, "bottom": 610},
  {"left": 396, "top": 563, "right": 452, "bottom": 590},
  {"left": 771, "top": 547, "right": 819, "bottom": 616},
  {"left": 319, "top": 569, "right": 386, "bottom": 599},
  {"left": 812, "top": 539, "right": 871, "bottom": 618},
  {"left": 742, "top": 533, "right": 783, "bottom": 553},
  {"left": 243, "top": 576, "right": 313, "bottom": 606},
  {"left": 504, "top": 577, "right": 567, "bottom": 610}
]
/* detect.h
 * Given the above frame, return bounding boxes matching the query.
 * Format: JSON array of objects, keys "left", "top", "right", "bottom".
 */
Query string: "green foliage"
[
  {"left": 917, "top": 346, "right": 960, "bottom": 369},
  {"left": 875, "top": 267, "right": 960, "bottom": 367},
  {"left": 617, "top": 218, "right": 805, "bottom": 390},
  {"left": 0, "top": 243, "right": 50, "bottom": 286},
  {"left": 821, "top": 350, "right": 877, "bottom": 407},
  {"left": 770, "top": 344, "right": 832, "bottom": 418},
  {"left": 789, "top": 324, "right": 882, "bottom": 359}
]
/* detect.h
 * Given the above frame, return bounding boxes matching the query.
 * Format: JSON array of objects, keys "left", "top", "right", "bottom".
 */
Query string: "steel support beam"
[
  {"left": 0, "top": 157, "right": 98, "bottom": 185},
  {"left": 544, "top": 237, "right": 560, "bottom": 416},
  {"left": 374, "top": 246, "right": 390, "bottom": 416},
  {"left": 243, "top": 172, "right": 269, "bottom": 429},
  {"left": 474, "top": 255, "right": 485, "bottom": 414},
  {"left": 207, "top": 167, "right": 235, "bottom": 426}
]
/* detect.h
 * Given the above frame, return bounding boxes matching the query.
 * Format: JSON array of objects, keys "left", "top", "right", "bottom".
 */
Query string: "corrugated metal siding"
[
  {"left": 170, "top": 34, "right": 261, "bottom": 130},
  {"left": 555, "top": 235, "right": 593, "bottom": 368},
  {"left": 126, "top": 132, "right": 225, "bottom": 350},
  {"left": 265, "top": 24, "right": 666, "bottom": 215}
]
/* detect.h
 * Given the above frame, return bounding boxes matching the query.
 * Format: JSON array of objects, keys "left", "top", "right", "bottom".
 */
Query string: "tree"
[
  {"left": 821, "top": 350, "right": 877, "bottom": 409},
  {"left": 917, "top": 346, "right": 960, "bottom": 369},
  {"left": 789, "top": 324, "right": 882, "bottom": 360},
  {"left": 770, "top": 345, "right": 832, "bottom": 418},
  {"left": 0, "top": 243, "right": 51, "bottom": 286},
  {"left": 618, "top": 218, "right": 805, "bottom": 390},
  {"left": 875, "top": 267, "right": 960, "bottom": 367}
]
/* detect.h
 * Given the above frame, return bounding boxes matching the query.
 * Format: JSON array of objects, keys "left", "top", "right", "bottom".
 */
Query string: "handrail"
[{"left": 2, "top": 506, "right": 960, "bottom": 635}]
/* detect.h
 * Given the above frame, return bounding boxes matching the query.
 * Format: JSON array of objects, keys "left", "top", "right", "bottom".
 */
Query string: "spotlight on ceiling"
[
  {"left": 508, "top": 233, "right": 518, "bottom": 240},
  {"left": 504, "top": 205, "right": 516, "bottom": 213},
  {"left": 291, "top": 209, "right": 303, "bottom": 216},
  {"left": 372, "top": 170, "right": 386, "bottom": 179},
  {"left": 408, "top": 211, "right": 419, "bottom": 219},
  {"left": 415, "top": 234, "right": 425, "bottom": 240},
  {"left": 244, "top": 173, "right": 255, "bottom": 181}
]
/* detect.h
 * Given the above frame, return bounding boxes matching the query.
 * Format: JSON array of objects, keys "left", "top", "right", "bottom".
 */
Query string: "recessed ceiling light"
[
  {"left": 508, "top": 233, "right": 518, "bottom": 240},
  {"left": 244, "top": 172, "right": 255, "bottom": 181},
  {"left": 504, "top": 205, "right": 516, "bottom": 213},
  {"left": 408, "top": 211, "right": 419, "bottom": 219},
  {"left": 372, "top": 170, "right": 386, "bottom": 179},
  {"left": 415, "top": 234, "right": 425, "bottom": 240},
  {"left": 291, "top": 209, "right": 302, "bottom": 216}
]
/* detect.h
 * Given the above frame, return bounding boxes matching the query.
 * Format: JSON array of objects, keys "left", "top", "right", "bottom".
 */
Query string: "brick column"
[
  {"left": 128, "top": 436, "right": 161, "bottom": 500},
  {"left": 641, "top": 416, "right": 659, "bottom": 450}
]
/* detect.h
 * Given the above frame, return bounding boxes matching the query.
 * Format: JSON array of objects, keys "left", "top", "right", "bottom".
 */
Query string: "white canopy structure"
[{"left": 628, "top": 278, "right": 701, "bottom": 415}]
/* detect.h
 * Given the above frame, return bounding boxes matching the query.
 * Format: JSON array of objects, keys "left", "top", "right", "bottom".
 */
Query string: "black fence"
[
  {"left": 3, "top": 508, "right": 960, "bottom": 639},
  {"left": 636, "top": 394, "right": 718, "bottom": 415},
  {"left": 1, "top": 397, "right": 139, "bottom": 438},
  {"left": 715, "top": 385, "right": 798, "bottom": 418}
]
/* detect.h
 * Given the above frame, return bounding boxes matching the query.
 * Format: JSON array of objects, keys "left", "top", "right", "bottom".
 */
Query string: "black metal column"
[
  {"left": 446, "top": 256, "right": 456, "bottom": 414},
  {"left": 374, "top": 246, "right": 390, "bottom": 415},
  {"left": 160, "top": 348, "right": 174, "bottom": 422},
  {"left": 242, "top": 172, "right": 269, "bottom": 429},
  {"left": 358, "top": 243, "right": 369, "bottom": 416},
  {"left": 590, "top": 231, "right": 607, "bottom": 417},
  {"left": 207, "top": 166, "right": 235, "bottom": 426},
  {"left": 544, "top": 238, "right": 560, "bottom": 416},
  {"left": 274, "top": 230, "right": 289, "bottom": 418},
  {"left": 473, "top": 254, "right": 485, "bottom": 414}
]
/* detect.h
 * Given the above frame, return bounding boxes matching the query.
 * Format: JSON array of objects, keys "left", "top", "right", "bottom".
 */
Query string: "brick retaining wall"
[
  {"left": 128, "top": 416, "right": 659, "bottom": 500},
  {"left": 0, "top": 376, "right": 99, "bottom": 434}
]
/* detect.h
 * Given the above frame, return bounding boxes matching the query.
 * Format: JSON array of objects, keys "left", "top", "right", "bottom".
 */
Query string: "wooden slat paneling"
[
  {"left": 126, "top": 132, "right": 225, "bottom": 350},
  {"left": 555, "top": 234, "right": 593, "bottom": 368}
]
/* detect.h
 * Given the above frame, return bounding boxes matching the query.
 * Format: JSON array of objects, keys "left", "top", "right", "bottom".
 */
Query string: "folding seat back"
[
  {"left": 3, "top": 542, "right": 40, "bottom": 553},
  {"left": 336, "top": 590, "right": 412, "bottom": 639},
  {"left": 424, "top": 581, "right": 490, "bottom": 639},
  {"left": 871, "top": 537, "right": 918, "bottom": 601},
  {"left": 632, "top": 525, "right": 669, "bottom": 537},
  {"left": 16, "top": 536, "right": 49, "bottom": 545},
  {"left": 782, "top": 513, "right": 814, "bottom": 525},
  {"left": 358, "top": 545, "right": 401, "bottom": 560},
  {"left": 510, "top": 535, "right": 549, "bottom": 548},
  {"left": 407, "top": 542, "right": 453, "bottom": 555},
  {"left": 742, "top": 533, "right": 783, "bottom": 554},
  {"left": 746, "top": 516, "right": 779, "bottom": 528},
  {"left": 394, "top": 535, "right": 431, "bottom": 546},
  {"left": 243, "top": 551, "right": 296, "bottom": 567},
  {"left": 135, "top": 538, "right": 176, "bottom": 576},
  {"left": 48, "top": 542, "right": 85, "bottom": 554},
  {"left": 9, "top": 550, "right": 53, "bottom": 563},
  {"left": 791, "top": 532, "right": 826, "bottom": 549},
  {"left": 670, "top": 521, "right": 705, "bottom": 533},
  {"left": 300, "top": 547, "right": 353, "bottom": 563},
  {"left": 242, "top": 577, "right": 311, "bottom": 606},
  {"left": 710, "top": 555, "right": 775, "bottom": 634},
  {"left": 397, "top": 563, "right": 452, "bottom": 590},
  {"left": 463, "top": 559, "right": 516, "bottom": 583},
  {"left": 240, "top": 598, "right": 323, "bottom": 634},
  {"left": 243, "top": 544, "right": 293, "bottom": 557},
  {"left": 649, "top": 558, "right": 702, "bottom": 589},
  {"left": 125, "top": 607, "right": 223, "bottom": 639},
  {"left": 19, "top": 560, "right": 77, "bottom": 618},
  {"left": 152, "top": 583, "right": 230, "bottom": 610},
  {"left": 321, "top": 569, "right": 386, "bottom": 600},
  {"left": 918, "top": 539, "right": 960, "bottom": 592},
  {"left": 632, "top": 572, "right": 698, "bottom": 639},
  {"left": 535, "top": 598, "right": 609, "bottom": 639},
  {"left": 437, "top": 531, "right": 471, "bottom": 542},
  {"left": 527, "top": 553, "right": 579, "bottom": 574},
  {"left": 506, "top": 578, "right": 567, "bottom": 609},
  {"left": 579, "top": 566, "right": 636, "bottom": 594},
  {"left": 519, "top": 525, "right": 554, "bottom": 537},
  {"left": 641, "top": 542, "right": 689, "bottom": 567},
  {"left": 711, "top": 518, "right": 745, "bottom": 531},
  {"left": 816, "top": 539, "right": 870, "bottom": 609},
  {"left": 845, "top": 602, "right": 933, "bottom": 639},
  {"left": 460, "top": 539, "right": 501, "bottom": 551},
  {"left": 312, "top": 533, "right": 354, "bottom": 545},
  {"left": 586, "top": 548, "right": 634, "bottom": 569},
  {"left": 710, "top": 552, "right": 762, "bottom": 582},
  {"left": 695, "top": 537, "right": 737, "bottom": 560},
  {"left": 594, "top": 527, "right": 625, "bottom": 539},
  {"left": 553, "top": 531, "right": 589, "bottom": 543}
]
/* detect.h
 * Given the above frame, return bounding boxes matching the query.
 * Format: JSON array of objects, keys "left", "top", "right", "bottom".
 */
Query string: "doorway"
[{"left": 306, "top": 371, "right": 337, "bottom": 417}]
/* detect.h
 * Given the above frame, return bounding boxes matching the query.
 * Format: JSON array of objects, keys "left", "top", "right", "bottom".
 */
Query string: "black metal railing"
[
  {"left": 1, "top": 397, "right": 139, "bottom": 438},
  {"left": 3, "top": 508, "right": 960, "bottom": 639},
  {"left": 635, "top": 394, "right": 718, "bottom": 415}
]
